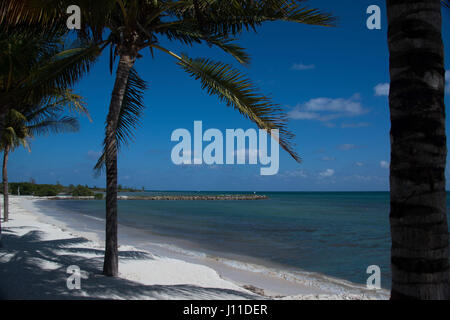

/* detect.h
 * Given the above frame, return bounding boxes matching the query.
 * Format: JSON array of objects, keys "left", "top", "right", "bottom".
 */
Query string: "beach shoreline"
[{"left": 0, "top": 196, "right": 389, "bottom": 300}]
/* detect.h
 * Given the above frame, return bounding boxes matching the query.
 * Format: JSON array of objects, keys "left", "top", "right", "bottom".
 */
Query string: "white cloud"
[
  {"left": 314, "top": 148, "right": 326, "bottom": 154},
  {"left": 282, "top": 170, "right": 308, "bottom": 178},
  {"left": 288, "top": 111, "right": 319, "bottom": 120},
  {"left": 291, "top": 63, "right": 315, "bottom": 71},
  {"left": 354, "top": 175, "right": 374, "bottom": 182},
  {"left": 374, "top": 83, "right": 390, "bottom": 96},
  {"left": 87, "top": 150, "right": 102, "bottom": 160},
  {"left": 288, "top": 94, "right": 367, "bottom": 123},
  {"left": 342, "top": 174, "right": 387, "bottom": 183},
  {"left": 380, "top": 160, "right": 389, "bottom": 169},
  {"left": 319, "top": 169, "right": 335, "bottom": 177},
  {"left": 321, "top": 156, "right": 336, "bottom": 161},
  {"left": 341, "top": 122, "right": 370, "bottom": 128},
  {"left": 355, "top": 162, "right": 364, "bottom": 167},
  {"left": 304, "top": 94, "right": 363, "bottom": 113}
]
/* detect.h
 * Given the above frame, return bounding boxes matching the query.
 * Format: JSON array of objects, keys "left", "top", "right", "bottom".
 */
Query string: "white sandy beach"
[{"left": 0, "top": 196, "right": 389, "bottom": 300}]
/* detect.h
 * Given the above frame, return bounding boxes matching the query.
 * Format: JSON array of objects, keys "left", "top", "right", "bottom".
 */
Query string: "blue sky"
[{"left": 8, "top": 0, "right": 450, "bottom": 191}]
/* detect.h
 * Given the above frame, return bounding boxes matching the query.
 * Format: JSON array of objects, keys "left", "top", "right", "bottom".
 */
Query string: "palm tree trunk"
[
  {"left": 0, "top": 160, "right": 2, "bottom": 246},
  {"left": 103, "top": 53, "right": 136, "bottom": 277},
  {"left": 0, "top": 107, "right": 5, "bottom": 241},
  {"left": 2, "top": 145, "right": 9, "bottom": 222},
  {"left": 387, "top": 0, "right": 449, "bottom": 299}
]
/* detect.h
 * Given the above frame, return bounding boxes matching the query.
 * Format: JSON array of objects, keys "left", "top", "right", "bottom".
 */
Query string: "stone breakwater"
[{"left": 48, "top": 195, "right": 268, "bottom": 200}]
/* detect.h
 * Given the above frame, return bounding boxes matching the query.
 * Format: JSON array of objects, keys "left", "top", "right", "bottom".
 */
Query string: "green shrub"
[
  {"left": 9, "top": 182, "right": 36, "bottom": 195},
  {"left": 71, "top": 185, "right": 94, "bottom": 197},
  {"left": 35, "top": 184, "right": 60, "bottom": 197},
  {"left": 94, "top": 193, "right": 104, "bottom": 200}
]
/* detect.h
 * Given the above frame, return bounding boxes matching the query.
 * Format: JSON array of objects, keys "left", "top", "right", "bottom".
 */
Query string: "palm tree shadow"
[{"left": 0, "top": 227, "right": 258, "bottom": 300}]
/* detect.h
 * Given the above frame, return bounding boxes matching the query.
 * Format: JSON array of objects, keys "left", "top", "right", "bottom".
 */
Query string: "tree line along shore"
[
  {"left": 50, "top": 195, "right": 269, "bottom": 201},
  {"left": 1, "top": 182, "right": 268, "bottom": 200},
  {"left": 1, "top": 182, "right": 142, "bottom": 198}
]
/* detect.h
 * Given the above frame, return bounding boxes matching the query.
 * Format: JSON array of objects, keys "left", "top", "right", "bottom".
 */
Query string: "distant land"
[
  {"left": 0, "top": 181, "right": 141, "bottom": 197},
  {"left": 1, "top": 182, "right": 267, "bottom": 200}
]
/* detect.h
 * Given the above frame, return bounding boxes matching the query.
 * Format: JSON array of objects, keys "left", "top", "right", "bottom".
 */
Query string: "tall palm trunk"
[
  {"left": 387, "top": 0, "right": 449, "bottom": 299},
  {"left": 0, "top": 109, "right": 4, "bottom": 240},
  {"left": 103, "top": 53, "right": 136, "bottom": 277},
  {"left": 2, "top": 145, "right": 9, "bottom": 222},
  {"left": 0, "top": 156, "right": 2, "bottom": 246},
  {"left": 0, "top": 203, "right": 2, "bottom": 245}
]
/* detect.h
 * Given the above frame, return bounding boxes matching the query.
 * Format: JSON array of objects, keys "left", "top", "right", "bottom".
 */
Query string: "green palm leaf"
[
  {"left": 21, "top": 42, "right": 102, "bottom": 101},
  {"left": 158, "top": 23, "right": 251, "bottom": 64},
  {"left": 25, "top": 88, "right": 90, "bottom": 122},
  {"left": 176, "top": 53, "right": 299, "bottom": 162},
  {"left": 0, "top": 31, "right": 101, "bottom": 112},
  {"left": 1, "top": 31, "right": 89, "bottom": 154},
  {"left": 0, "top": 0, "right": 115, "bottom": 39},
  {"left": 171, "top": 0, "right": 335, "bottom": 36},
  {"left": 26, "top": 116, "right": 79, "bottom": 137},
  {"left": 0, "top": 109, "right": 27, "bottom": 145},
  {"left": 94, "top": 67, "right": 148, "bottom": 174},
  {"left": 206, "top": 36, "right": 250, "bottom": 65}
]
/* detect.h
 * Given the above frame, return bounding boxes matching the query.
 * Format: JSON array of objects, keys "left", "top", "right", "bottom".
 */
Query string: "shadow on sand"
[{"left": 0, "top": 226, "right": 257, "bottom": 300}]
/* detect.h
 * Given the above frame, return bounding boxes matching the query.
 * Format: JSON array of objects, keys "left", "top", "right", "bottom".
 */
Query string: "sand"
[{"left": 0, "top": 196, "right": 389, "bottom": 300}]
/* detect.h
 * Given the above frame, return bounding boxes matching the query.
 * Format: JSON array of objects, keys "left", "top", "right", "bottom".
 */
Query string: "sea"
[{"left": 33, "top": 191, "right": 450, "bottom": 290}]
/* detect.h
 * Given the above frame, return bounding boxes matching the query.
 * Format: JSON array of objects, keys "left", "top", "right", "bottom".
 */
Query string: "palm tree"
[
  {"left": 0, "top": 30, "right": 98, "bottom": 232},
  {"left": 387, "top": 0, "right": 449, "bottom": 299},
  {"left": 93, "top": 0, "right": 334, "bottom": 277},
  {"left": 0, "top": 92, "right": 85, "bottom": 222},
  {"left": 1, "top": 110, "right": 28, "bottom": 223},
  {"left": 2, "top": 0, "right": 335, "bottom": 276}
]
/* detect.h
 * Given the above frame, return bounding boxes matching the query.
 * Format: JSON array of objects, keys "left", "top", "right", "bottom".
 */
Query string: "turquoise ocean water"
[{"left": 35, "top": 192, "right": 450, "bottom": 289}]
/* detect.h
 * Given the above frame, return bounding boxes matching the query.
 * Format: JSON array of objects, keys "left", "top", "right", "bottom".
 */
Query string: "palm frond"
[
  {"left": 94, "top": 67, "right": 148, "bottom": 174},
  {"left": 157, "top": 22, "right": 250, "bottom": 64},
  {"left": 0, "top": 0, "right": 115, "bottom": 41},
  {"left": 171, "top": 0, "right": 335, "bottom": 37},
  {"left": 114, "top": 67, "right": 147, "bottom": 147},
  {"left": 0, "top": 31, "right": 61, "bottom": 92},
  {"left": 21, "top": 42, "right": 102, "bottom": 101},
  {"left": 1, "top": 98, "right": 83, "bottom": 152},
  {"left": 206, "top": 36, "right": 250, "bottom": 65},
  {"left": 442, "top": 0, "right": 450, "bottom": 8},
  {"left": 175, "top": 53, "right": 299, "bottom": 162},
  {"left": 7, "top": 109, "right": 28, "bottom": 123},
  {"left": 0, "top": 36, "right": 102, "bottom": 111},
  {"left": 25, "top": 88, "right": 90, "bottom": 122},
  {"left": 26, "top": 116, "right": 79, "bottom": 137},
  {"left": 0, "top": 109, "right": 28, "bottom": 150},
  {"left": 0, "top": 0, "right": 65, "bottom": 33}
]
